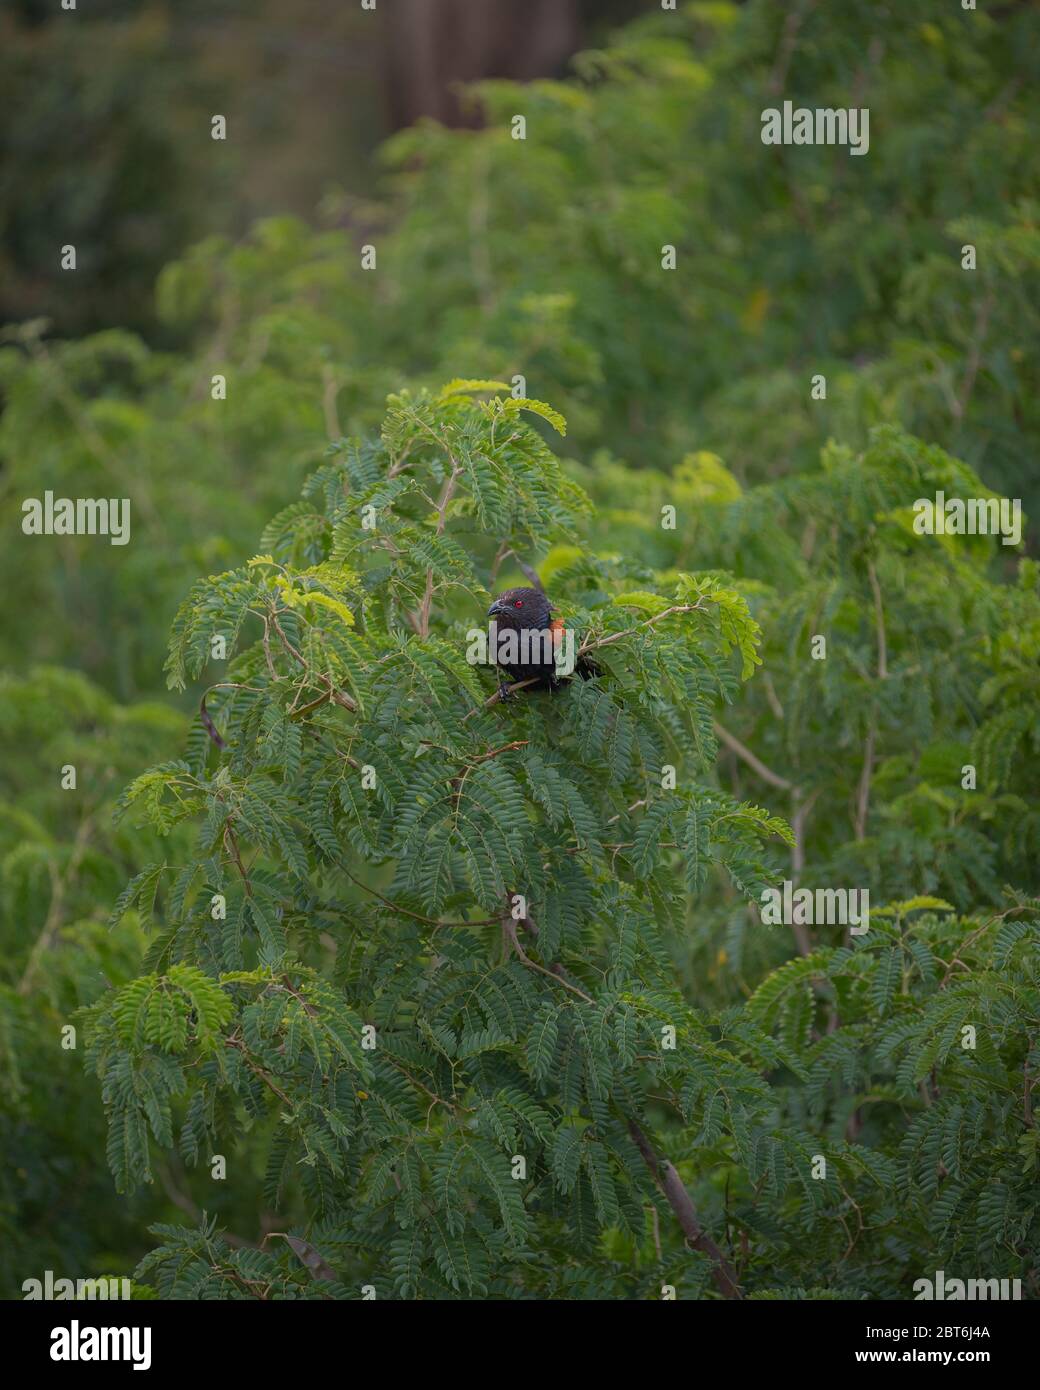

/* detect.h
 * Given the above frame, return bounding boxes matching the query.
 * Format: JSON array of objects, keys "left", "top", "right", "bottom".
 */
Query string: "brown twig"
[
  {"left": 577, "top": 602, "right": 708, "bottom": 659},
  {"left": 627, "top": 1118, "right": 743, "bottom": 1299},
  {"left": 937, "top": 904, "right": 1029, "bottom": 988},
  {"left": 466, "top": 675, "right": 541, "bottom": 719},
  {"left": 714, "top": 722, "right": 794, "bottom": 792},
  {"left": 768, "top": 0, "right": 814, "bottom": 96},
  {"left": 157, "top": 1161, "right": 260, "bottom": 1250},
  {"left": 269, "top": 610, "right": 359, "bottom": 714},
  {"left": 953, "top": 289, "right": 995, "bottom": 423},
  {"left": 18, "top": 814, "right": 96, "bottom": 995},
  {"left": 789, "top": 787, "right": 821, "bottom": 957},
  {"left": 503, "top": 915, "right": 595, "bottom": 1003},
  {"left": 225, "top": 1036, "right": 293, "bottom": 1107},
  {"left": 333, "top": 868, "right": 498, "bottom": 930},
  {"left": 321, "top": 365, "right": 342, "bottom": 442},
  {"left": 853, "top": 724, "right": 875, "bottom": 844},
  {"left": 223, "top": 822, "right": 254, "bottom": 898},
  {"left": 502, "top": 897, "right": 739, "bottom": 1295},
  {"left": 200, "top": 692, "right": 227, "bottom": 750},
  {"left": 854, "top": 558, "right": 889, "bottom": 842},
  {"left": 866, "top": 559, "right": 888, "bottom": 681}
]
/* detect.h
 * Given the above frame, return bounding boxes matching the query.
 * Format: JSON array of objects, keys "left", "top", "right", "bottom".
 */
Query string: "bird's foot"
[{"left": 497, "top": 681, "right": 515, "bottom": 702}]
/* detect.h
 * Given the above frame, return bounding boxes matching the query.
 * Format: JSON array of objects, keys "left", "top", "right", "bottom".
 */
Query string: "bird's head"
[{"left": 487, "top": 586, "right": 552, "bottom": 630}]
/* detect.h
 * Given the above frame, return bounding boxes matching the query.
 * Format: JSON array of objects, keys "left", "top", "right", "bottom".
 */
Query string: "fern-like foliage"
[{"left": 89, "top": 387, "right": 1037, "bottom": 1301}]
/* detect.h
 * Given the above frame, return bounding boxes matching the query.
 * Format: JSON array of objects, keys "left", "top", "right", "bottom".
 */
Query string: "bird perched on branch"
[{"left": 486, "top": 586, "right": 596, "bottom": 697}]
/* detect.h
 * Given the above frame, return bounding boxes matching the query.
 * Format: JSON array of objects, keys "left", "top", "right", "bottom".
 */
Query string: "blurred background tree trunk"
[
  {"left": 383, "top": 0, "right": 581, "bottom": 128},
  {"left": 0, "top": 0, "right": 651, "bottom": 336}
]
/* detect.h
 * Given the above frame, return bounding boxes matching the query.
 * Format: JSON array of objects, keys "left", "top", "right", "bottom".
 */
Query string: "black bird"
[{"left": 486, "top": 586, "right": 596, "bottom": 697}]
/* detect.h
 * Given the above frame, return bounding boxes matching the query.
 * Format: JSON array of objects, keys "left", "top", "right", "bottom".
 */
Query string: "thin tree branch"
[
  {"left": 18, "top": 814, "right": 95, "bottom": 995},
  {"left": 853, "top": 725, "right": 875, "bottom": 843},
  {"left": 505, "top": 897, "right": 740, "bottom": 1295},
  {"left": 332, "top": 869, "right": 498, "bottom": 929},
  {"left": 953, "top": 289, "right": 995, "bottom": 422},
  {"left": 627, "top": 1118, "right": 743, "bottom": 1299},
  {"left": 866, "top": 559, "right": 888, "bottom": 681},
  {"left": 503, "top": 914, "right": 595, "bottom": 1003},
  {"left": 200, "top": 691, "right": 227, "bottom": 750},
  {"left": 854, "top": 558, "right": 889, "bottom": 841},
  {"left": 225, "top": 1036, "right": 293, "bottom": 1107},
  {"left": 577, "top": 601, "right": 708, "bottom": 659},
  {"left": 714, "top": 722, "right": 794, "bottom": 791}
]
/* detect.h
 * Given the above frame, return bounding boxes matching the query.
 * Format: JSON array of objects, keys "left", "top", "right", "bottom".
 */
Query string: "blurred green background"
[{"left": 1, "top": 0, "right": 654, "bottom": 339}]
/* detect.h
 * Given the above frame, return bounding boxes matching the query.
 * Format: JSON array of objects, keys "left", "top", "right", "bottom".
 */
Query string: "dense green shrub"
[{"left": 0, "top": 668, "right": 184, "bottom": 1294}]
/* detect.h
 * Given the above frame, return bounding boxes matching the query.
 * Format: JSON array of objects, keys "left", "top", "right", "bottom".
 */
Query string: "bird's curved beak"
[{"left": 487, "top": 600, "right": 505, "bottom": 618}]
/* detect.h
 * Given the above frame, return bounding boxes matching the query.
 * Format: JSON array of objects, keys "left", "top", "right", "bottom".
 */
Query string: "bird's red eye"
[{"left": 514, "top": 599, "right": 523, "bottom": 608}]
